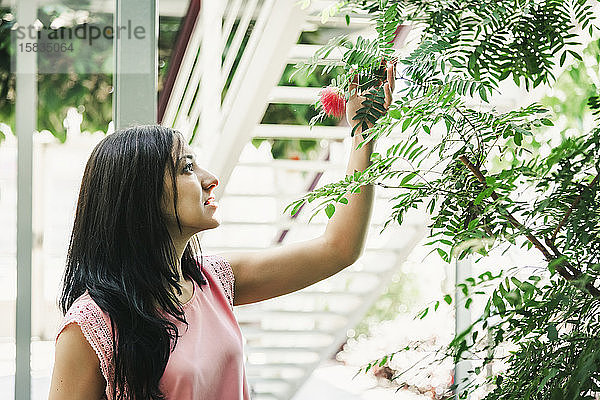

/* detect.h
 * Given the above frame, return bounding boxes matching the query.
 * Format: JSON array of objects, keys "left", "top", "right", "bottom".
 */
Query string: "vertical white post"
[
  {"left": 455, "top": 255, "right": 472, "bottom": 399},
  {"left": 113, "top": 0, "right": 158, "bottom": 129},
  {"left": 15, "top": 0, "right": 37, "bottom": 398},
  {"left": 206, "top": 0, "right": 307, "bottom": 197},
  {"left": 197, "top": 1, "right": 224, "bottom": 149}
]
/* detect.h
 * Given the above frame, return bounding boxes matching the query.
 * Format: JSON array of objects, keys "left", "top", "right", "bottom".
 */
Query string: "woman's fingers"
[
  {"left": 348, "top": 69, "right": 359, "bottom": 100},
  {"left": 387, "top": 63, "right": 395, "bottom": 92},
  {"left": 382, "top": 62, "right": 396, "bottom": 109},
  {"left": 383, "top": 82, "right": 392, "bottom": 109}
]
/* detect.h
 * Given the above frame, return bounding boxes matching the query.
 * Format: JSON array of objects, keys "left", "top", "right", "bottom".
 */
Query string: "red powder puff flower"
[{"left": 319, "top": 86, "right": 346, "bottom": 118}]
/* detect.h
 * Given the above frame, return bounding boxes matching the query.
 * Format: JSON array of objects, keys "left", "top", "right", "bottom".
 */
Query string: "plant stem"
[
  {"left": 458, "top": 155, "right": 600, "bottom": 298},
  {"left": 459, "top": 155, "right": 552, "bottom": 258},
  {"left": 550, "top": 174, "right": 598, "bottom": 242}
]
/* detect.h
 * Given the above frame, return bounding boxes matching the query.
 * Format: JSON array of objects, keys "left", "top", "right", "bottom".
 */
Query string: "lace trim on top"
[
  {"left": 204, "top": 255, "right": 235, "bottom": 310},
  {"left": 56, "top": 296, "right": 116, "bottom": 399}
]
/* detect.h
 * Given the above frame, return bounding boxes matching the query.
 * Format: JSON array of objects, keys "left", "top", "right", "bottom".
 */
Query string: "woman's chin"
[
  {"left": 195, "top": 219, "right": 220, "bottom": 233},
  {"left": 207, "top": 219, "right": 221, "bottom": 230}
]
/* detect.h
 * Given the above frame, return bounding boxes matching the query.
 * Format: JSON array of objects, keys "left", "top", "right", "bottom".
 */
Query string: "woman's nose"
[{"left": 203, "top": 173, "right": 219, "bottom": 191}]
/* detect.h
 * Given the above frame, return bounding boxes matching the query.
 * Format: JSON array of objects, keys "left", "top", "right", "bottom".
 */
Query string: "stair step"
[
  {"left": 241, "top": 327, "right": 336, "bottom": 336},
  {"left": 236, "top": 309, "right": 352, "bottom": 318},
  {"left": 268, "top": 86, "right": 321, "bottom": 104},
  {"left": 286, "top": 44, "right": 343, "bottom": 64},
  {"left": 253, "top": 123, "right": 348, "bottom": 140},
  {"left": 237, "top": 158, "right": 344, "bottom": 171},
  {"left": 248, "top": 377, "right": 296, "bottom": 384},
  {"left": 252, "top": 122, "right": 437, "bottom": 142},
  {"left": 246, "top": 346, "right": 325, "bottom": 354},
  {"left": 217, "top": 220, "right": 398, "bottom": 232},
  {"left": 246, "top": 367, "right": 306, "bottom": 379},
  {"left": 245, "top": 335, "right": 336, "bottom": 349},
  {"left": 206, "top": 246, "right": 407, "bottom": 257},
  {"left": 221, "top": 191, "right": 406, "bottom": 200},
  {"left": 249, "top": 382, "right": 291, "bottom": 398},
  {"left": 235, "top": 311, "right": 350, "bottom": 330},
  {"left": 213, "top": 221, "right": 423, "bottom": 241},
  {"left": 248, "top": 383, "right": 290, "bottom": 398},
  {"left": 296, "top": 288, "right": 371, "bottom": 296},
  {"left": 247, "top": 373, "right": 306, "bottom": 384},
  {"left": 304, "top": 11, "right": 373, "bottom": 27},
  {"left": 338, "top": 269, "right": 385, "bottom": 278},
  {"left": 250, "top": 394, "right": 280, "bottom": 400},
  {"left": 247, "top": 362, "right": 318, "bottom": 370},
  {"left": 278, "top": 290, "right": 362, "bottom": 301}
]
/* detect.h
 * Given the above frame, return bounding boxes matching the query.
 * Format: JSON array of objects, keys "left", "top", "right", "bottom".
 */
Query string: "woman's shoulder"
[
  {"left": 55, "top": 291, "right": 115, "bottom": 394},
  {"left": 199, "top": 254, "right": 235, "bottom": 310},
  {"left": 56, "top": 291, "right": 114, "bottom": 348},
  {"left": 56, "top": 292, "right": 113, "bottom": 341},
  {"left": 200, "top": 254, "right": 233, "bottom": 278}
]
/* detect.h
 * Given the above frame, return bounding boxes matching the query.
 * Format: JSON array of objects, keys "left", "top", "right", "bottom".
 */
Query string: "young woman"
[{"left": 48, "top": 64, "right": 395, "bottom": 400}]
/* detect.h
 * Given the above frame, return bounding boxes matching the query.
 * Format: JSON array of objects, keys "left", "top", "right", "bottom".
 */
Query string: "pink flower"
[{"left": 319, "top": 86, "right": 346, "bottom": 118}]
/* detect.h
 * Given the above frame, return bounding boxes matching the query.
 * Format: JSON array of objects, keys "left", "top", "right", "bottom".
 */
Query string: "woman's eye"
[{"left": 183, "top": 162, "right": 194, "bottom": 173}]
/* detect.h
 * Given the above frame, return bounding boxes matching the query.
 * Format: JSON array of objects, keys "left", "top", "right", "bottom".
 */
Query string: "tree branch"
[
  {"left": 458, "top": 155, "right": 553, "bottom": 259},
  {"left": 550, "top": 174, "right": 598, "bottom": 242},
  {"left": 458, "top": 155, "right": 600, "bottom": 298},
  {"left": 454, "top": 106, "right": 482, "bottom": 163}
]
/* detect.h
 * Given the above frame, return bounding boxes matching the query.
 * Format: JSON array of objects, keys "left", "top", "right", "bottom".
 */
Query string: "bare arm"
[
  {"left": 223, "top": 133, "right": 375, "bottom": 306},
  {"left": 323, "top": 131, "right": 376, "bottom": 262},
  {"left": 221, "top": 236, "right": 351, "bottom": 306},
  {"left": 326, "top": 62, "right": 395, "bottom": 261},
  {"left": 48, "top": 323, "right": 106, "bottom": 400},
  {"left": 220, "top": 63, "right": 396, "bottom": 306}
]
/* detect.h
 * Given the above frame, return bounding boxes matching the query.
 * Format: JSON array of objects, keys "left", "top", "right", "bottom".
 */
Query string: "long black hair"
[{"left": 59, "top": 125, "right": 208, "bottom": 399}]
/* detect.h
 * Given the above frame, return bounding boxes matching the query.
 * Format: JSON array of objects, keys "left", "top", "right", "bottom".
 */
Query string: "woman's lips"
[{"left": 204, "top": 198, "right": 218, "bottom": 208}]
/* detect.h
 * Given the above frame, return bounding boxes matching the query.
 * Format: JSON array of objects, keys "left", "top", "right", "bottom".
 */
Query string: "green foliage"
[
  {"left": 292, "top": 32, "right": 394, "bottom": 134},
  {"left": 351, "top": 270, "right": 420, "bottom": 339},
  {"left": 542, "top": 39, "right": 600, "bottom": 132},
  {"left": 291, "top": 1, "right": 600, "bottom": 398},
  {"left": 0, "top": 6, "right": 181, "bottom": 141}
]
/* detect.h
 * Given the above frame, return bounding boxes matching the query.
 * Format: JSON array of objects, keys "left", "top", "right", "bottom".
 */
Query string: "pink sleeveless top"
[{"left": 55, "top": 254, "right": 251, "bottom": 399}]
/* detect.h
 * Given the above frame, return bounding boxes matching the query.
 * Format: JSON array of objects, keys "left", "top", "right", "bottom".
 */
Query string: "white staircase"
[
  {"left": 207, "top": 140, "right": 426, "bottom": 399},
  {"left": 162, "top": 1, "right": 428, "bottom": 398}
]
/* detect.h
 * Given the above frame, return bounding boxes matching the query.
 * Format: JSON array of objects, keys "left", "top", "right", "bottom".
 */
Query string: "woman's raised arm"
[{"left": 219, "top": 63, "right": 396, "bottom": 306}]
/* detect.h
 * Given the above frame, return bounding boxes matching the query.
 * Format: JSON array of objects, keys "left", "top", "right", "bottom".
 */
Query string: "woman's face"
[{"left": 161, "top": 143, "right": 220, "bottom": 236}]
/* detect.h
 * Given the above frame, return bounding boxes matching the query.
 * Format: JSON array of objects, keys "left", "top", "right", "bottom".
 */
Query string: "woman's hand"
[{"left": 345, "top": 62, "right": 396, "bottom": 133}]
